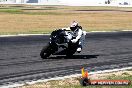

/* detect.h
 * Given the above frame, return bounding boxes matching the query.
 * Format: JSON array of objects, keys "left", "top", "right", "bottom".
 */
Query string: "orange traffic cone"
[
  {"left": 80, "top": 67, "right": 91, "bottom": 86},
  {"left": 84, "top": 71, "right": 88, "bottom": 78}
]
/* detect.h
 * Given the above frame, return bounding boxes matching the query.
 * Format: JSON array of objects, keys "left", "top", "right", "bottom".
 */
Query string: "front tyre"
[{"left": 40, "top": 44, "right": 52, "bottom": 59}]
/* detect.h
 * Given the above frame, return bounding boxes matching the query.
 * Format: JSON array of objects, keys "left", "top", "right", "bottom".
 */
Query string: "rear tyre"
[
  {"left": 66, "top": 49, "right": 75, "bottom": 57},
  {"left": 66, "top": 41, "right": 77, "bottom": 57},
  {"left": 66, "top": 53, "right": 73, "bottom": 58},
  {"left": 40, "top": 44, "right": 52, "bottom": 59}
]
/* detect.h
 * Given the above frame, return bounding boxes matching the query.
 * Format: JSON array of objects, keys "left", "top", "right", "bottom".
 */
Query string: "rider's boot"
[{"left": 77, "top": 45, "right": 82, "bottom": 53}]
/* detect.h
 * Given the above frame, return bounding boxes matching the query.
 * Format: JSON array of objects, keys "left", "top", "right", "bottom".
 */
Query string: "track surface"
[{"left": 0, "top": 32, "right": 132, "bottom": 85}]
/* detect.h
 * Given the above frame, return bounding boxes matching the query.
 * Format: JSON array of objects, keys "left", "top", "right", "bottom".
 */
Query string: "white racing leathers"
[
  {"left": 71, "top": 28, "right": 86, "bottom": 49},
  {"left": 63, "top": 27, "right": 86, "bottom": 51},
  {"left": 64, "top": 27, "right": 86, "bottom": 51}
]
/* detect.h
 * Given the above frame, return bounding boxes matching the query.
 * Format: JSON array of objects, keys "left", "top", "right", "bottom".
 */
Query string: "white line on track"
[
  {"left": 0, "top": 30, "right": 132, "bottom": 37},
  {"left": 0, "top": 34, "right": 50, "bottom": 37},
  {"left": 1, "top": 66, "right": 132, "bottom": 88}
]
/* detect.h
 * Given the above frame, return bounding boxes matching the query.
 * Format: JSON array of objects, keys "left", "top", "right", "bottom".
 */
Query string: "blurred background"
[
  {"left": 0, "top": 0, "right": 132, "bottom": 34},
  {"left": 0, "top": 0, "right": 132, "bottom": 6}
]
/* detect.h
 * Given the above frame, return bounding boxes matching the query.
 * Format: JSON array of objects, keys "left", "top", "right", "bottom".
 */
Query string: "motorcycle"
[{"left": 40, "top": 29, "right": 86, "bottom": 59}]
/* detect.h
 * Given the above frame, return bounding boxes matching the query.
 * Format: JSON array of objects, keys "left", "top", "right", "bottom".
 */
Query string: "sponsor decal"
[{"left": 80, "top": 67, "right": 131, "bottom": 86}]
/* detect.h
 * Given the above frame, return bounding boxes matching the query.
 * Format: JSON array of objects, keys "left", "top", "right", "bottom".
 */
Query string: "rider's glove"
[{"left": 71, "top": 39, "right": 78, "bottom": 43}]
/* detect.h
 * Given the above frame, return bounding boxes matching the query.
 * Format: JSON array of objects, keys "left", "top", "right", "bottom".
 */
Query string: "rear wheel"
[
  {"left": 40, "top": 44, "right": 52, "bottom": 59},
  {"left": 66, "top": 41, "right": 78, "bottom": 57},
  {"left": 66, "top": 51, "right": 75, "bottom": 57}
]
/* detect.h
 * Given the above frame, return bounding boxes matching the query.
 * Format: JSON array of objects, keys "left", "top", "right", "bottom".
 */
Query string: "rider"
[{"left": 70, "top": 21, "right": 84, "bottom": 53}]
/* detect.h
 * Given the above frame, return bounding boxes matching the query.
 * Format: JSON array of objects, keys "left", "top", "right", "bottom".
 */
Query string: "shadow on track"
[{"left": 48, "top": 55, "right": 99, "bottom": 59}]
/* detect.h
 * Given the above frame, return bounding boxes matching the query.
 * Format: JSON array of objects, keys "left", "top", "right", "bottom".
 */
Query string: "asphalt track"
[{"left": 0, "top": 31, "right": 132, "bottom": 85}]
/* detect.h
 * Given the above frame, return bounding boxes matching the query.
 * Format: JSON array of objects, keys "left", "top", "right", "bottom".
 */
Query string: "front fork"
[{"left": 49, "top": 42, "right": 58, "bottom": 53}]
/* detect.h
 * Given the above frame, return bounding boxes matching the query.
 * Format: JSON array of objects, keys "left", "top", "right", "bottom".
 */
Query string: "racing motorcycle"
[{"left": 40, "top": 29, "right": 86, "bottom": 59}]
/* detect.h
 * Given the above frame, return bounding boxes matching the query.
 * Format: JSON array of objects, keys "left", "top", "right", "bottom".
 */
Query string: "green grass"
[
  {"left": 0, "top": 8, "right": 59, "bottom": 15},
  {"left": 0, "top": 8, "right": 22, "bottom": 13},
  {"left": 0, "top": 8, "right": 74, "bottom": 15}
]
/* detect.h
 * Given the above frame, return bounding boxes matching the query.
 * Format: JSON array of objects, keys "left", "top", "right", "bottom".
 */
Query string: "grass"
[
  {"left": 0, "top": 5, "right": 132, "bottom": 35},
  {"left": 18, "top": 71, "right": 132, "bottom": 88},
  {"left": 0, "top": 9, "right": 22, "bottom": 13}
]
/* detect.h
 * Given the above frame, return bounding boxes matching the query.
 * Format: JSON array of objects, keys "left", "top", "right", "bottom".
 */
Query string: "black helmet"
[{"left": 70, "top": 21, "right": 78, "bottom": 31}]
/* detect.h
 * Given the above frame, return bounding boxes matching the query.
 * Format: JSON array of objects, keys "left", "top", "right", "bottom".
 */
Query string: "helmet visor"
[{"left": 70, "top": 27, "right": 75, "bottom": 31}]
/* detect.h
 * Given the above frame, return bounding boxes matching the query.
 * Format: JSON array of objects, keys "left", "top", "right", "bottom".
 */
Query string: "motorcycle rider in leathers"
[
  {"left": 70, "top": 21, "right": 84, "bottom": 53},
  {"left": 62, "top": 21, "right": 86, "bottom": 53}
]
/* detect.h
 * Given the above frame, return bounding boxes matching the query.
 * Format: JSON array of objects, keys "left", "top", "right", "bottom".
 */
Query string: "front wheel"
[{"left": 40, "top": 44, "right": 52, "bottom": 59}]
